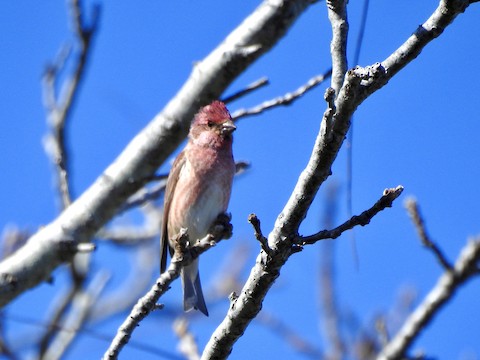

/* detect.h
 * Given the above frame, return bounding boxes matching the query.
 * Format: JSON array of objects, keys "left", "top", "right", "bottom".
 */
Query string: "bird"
[{"left": 160, "top": 101, "right": 236, "bottom": 316}]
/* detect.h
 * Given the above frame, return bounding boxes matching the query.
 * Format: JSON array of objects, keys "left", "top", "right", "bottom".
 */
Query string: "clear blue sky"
[{"left": 1, "top": 1, "right": 479, "bottom": 359}]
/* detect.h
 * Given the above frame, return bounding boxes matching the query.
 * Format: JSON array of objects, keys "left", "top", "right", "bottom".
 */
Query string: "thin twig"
[
  {"left": 39, "top": 3, "right": 101, "bottom": 356},
  {"left": 375, "top": 316, "right": 389, "bottom": 348},
  {"left": 0, "top": 0, "right": 318, "bottom": 309},
  {"left": 89, "top": 243, "right": 157, "bottom": 322},
  {"left": 97, "top": 202, "right": 161, "bottom": 247},
  {"left": 0, "top": 226, "right": 30, "bottom": 260},
  {"left": 42, "top": 0, "right": 101, "bottom": 209},
  {"left": 326, "top": 0, "right": 348, "bottom": 96},
  {"left": 96, "top": 228, "right": 158, "bottom": 245},
  {"left": 121, "top": 179, "right": 168, "bottom": 213},
  {"left": 207, "top": 243, "right": 251, "bottom": 302},
  {"left": 200, "top": 1, "right": 477, "bottom": 357},
  {"left": 319, "top": 182, "right": 345, "bottom": 360},
  {"left": 404, "top": 198, "right": 452, "bottom": 270},
  {"left": 41, "top": 271, "right": 110, "bottom": 360},
  {"left": 231, "top": 70, "right": 332, "bottom": 121},
  {"left": 248, "top": 214, "right": 271, "bottom": 255},
  {"left": 258, "top": 311, "right": 324, "bottom": 359},
  {"left": 376, "top": 238, "right": 480, "bottom": 360},
  {"left": 103, "top": 224, "right": 230, "bottom": 359},
  {"left": 322, "top": 87, "right": 336, "bottom": 137},
  {"left": 299, "top": 186, "right": 404, "bottom": 245},
  {"left": 222, "top": 77, "right": 269, "bottom": 104},
  {"left": 173, "top": 318, "right": 200, "bottom": 360},
  {"left": 39, "top": 287, "right": 78, "bottom": 356},
  {"left": 121, "top": 161, "right": 249, "bottom": 213}
]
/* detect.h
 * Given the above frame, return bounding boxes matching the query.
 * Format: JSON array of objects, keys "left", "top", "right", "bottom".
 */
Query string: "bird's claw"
[{"left": 210, "top": 212, "right": 233, "bottom": 240}]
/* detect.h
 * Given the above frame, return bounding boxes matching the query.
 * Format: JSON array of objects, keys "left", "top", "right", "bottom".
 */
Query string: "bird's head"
[{"left": 191, "top": 101, "right": 236, "bottom": 142}]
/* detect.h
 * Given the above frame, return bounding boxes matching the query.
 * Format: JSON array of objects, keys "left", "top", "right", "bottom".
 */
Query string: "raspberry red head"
[
  {"left": 191, "top": 101, "right": 236, "bottom": 141},
  {"left": 193, "top": 101, "right": 232, "bottom": 126}
]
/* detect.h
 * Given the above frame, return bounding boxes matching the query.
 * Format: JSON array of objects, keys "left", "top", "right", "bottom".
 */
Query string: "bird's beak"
[{"left": 221, "top": 119, "right": 236, "bottom": 135}]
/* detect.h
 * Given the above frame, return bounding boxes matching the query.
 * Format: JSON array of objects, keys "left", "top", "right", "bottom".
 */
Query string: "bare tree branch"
[
  {"left": 405, "top": 198, "right": 453, "bottom": 270},
  {"left": 257, "top": 311, "right": 324, "bottom": 359},
  {"left": 173, "top": 318, "right": 200, "bottom": 360},
  {"left": 0, "top": 0, "right": 319, "bottom": 307},
  {"left": 300, "top": 186, "right": 404, "bottom": 245},
  {"left": 88, "top": 243, "right": 156, "bottom": 322},
  {"left": 120, "top": 178, "right": 168, "bottom": 213},
  {"left": 326, "top": 0, "right": 348, "bottom": 96},
  {"left": 41, "top": 271, "right": 109, "bottom": 360},
  {"left": 222, "top": 77, "right": 269, "bottom": 104},
  {"left": 42, "top": 0, "right": 101, "bottom": 209},
  {"left": 376, "top": 238, "right": 480, "bottom": 360},
  {"left": 248, "top": 214, "right": 271, "bottom": 255},
  {"left": 202, "top": 1, "right": 477, "bottom": 358},
  {"left": 39, "top": 286, "right": 78, "bottom": 356},
  {"left": 40, "top": 4, "right": 101, "bottom": 352},
  {"left": 103, "top": 225, "right": 229, "bottom": 359},
  {"left": 231, "top": 70, "right": 331, "bottom": 121},
  {"left": 319, "top": 182, "right": 346, "bottom": 360},
  {"left": 120, "top": 160, "right": 248, "bottom": 214}
]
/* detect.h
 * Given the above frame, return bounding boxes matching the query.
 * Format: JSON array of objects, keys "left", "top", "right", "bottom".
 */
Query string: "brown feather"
[{"left": 160, "top": 150, "right": 186, "bottom": 273}]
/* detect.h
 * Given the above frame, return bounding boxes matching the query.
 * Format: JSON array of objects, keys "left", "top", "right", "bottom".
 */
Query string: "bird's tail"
[{"left": 181, "top": 261, "right": 209, "bottom": 316}]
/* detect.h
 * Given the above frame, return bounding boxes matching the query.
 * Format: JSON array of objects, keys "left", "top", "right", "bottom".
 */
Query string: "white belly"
[{"left": 184, "top": 181, "right": 225, "bottom": 241}]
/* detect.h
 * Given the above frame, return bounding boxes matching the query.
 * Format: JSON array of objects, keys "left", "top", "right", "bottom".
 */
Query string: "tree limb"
[
  {"left": 0, "top": 0, "right": 319, "bottom": 307},
  {"left": 202, "top": 1, "right": 477, "bottom": 358},
  {"left": 405, "top": 198, "right": 453, "bottom": 270},
  {"left": 326, "top": 0, "right": 348, "bottom": 96},
  {"left": 376, "top": 238, "right": 480, "bottom": 360},
  {"left": 299, "top": 186, "right": 403, "bottom": 245},
  {"left": 42, "top": 0, "right": 101, "bottom": 209},
  {"left": 231, "top": 70, "right": 332, "bottom": 121},
  {"left": 103, "top": 227, "right": 227, "bottom": 359},
  {"left": 173, "top": 318, "right": 201, "bottom": 360},
  {"left": 222, "top": 77, "right": 269, "bottom": 104},
  {"left": 41, "top": 271, "right": 109, "bottom": 360}
]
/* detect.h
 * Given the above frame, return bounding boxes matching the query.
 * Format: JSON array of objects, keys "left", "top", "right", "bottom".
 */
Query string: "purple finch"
[{"left": 160, "top": 101, "right": 236, "bottom": 316}]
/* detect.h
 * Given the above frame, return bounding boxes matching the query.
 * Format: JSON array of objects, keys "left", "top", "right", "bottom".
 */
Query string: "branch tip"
[
  {"left": 405, "top": 197, "right": 453, "bottom": 270},
  {"left": 222, "top": 77, "right": 269, "bottom": 104},
  {"left": 248, "top": 214, "right": 272, "bottom": 255},
  {"left": 299, "top": 185, "right": 404, "bottom": 245},
  {"left": 232, "top": 69, "right": 331, "bottom": 121}
]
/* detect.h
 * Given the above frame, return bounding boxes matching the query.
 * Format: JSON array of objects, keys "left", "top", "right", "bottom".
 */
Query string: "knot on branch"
[
  {"left": 323, "top": 87, "right": 337, "bottom": 136},
  {"left": 58, "top": 237, "right": 96, "bottom": 261},
  {"left": 0, "top": 273, "right": 18, "bottom": 292},
  {"left": 350, "top": 62, "right": 386, "bottom": 87}
]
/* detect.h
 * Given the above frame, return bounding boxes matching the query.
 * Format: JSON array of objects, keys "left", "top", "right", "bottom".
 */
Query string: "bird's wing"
[{"left": 160, "top": 150, "right": 186, "bottom": 273}]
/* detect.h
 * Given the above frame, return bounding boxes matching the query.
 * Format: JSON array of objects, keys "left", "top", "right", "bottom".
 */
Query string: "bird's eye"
[{"left": 207, "top": 121, "right": 215, "bottom": 128}]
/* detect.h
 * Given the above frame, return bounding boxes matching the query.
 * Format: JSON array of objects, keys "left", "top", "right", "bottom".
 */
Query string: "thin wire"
[{"left": 347, "top": 0, "right": 370, "bottom": 270}]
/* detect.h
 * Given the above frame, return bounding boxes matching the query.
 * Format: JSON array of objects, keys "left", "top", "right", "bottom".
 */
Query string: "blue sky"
[{"left": 1, "top": 1, "right": 479, "bottom": 359}]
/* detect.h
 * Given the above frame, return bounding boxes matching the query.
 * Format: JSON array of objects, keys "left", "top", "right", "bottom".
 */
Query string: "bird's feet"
[{"left": 209, "top": 212, "right": 233, "bottom": 240}]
